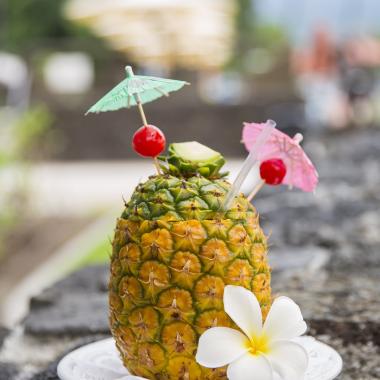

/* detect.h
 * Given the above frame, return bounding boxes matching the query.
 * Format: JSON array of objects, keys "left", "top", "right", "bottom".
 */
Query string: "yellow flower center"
[{"left": 246, "top": 334, "right": 269, "bottom": 356}]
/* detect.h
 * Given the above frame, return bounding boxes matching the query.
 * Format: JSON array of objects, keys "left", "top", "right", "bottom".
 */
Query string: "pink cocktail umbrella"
[{"left": 242, "top": 122, "right": 318, "bottom": 199}]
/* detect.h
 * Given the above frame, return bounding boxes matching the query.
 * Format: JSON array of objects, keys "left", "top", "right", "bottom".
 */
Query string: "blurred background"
[{"left": 1, "top": 0, "right": 380, "bottom": 327}]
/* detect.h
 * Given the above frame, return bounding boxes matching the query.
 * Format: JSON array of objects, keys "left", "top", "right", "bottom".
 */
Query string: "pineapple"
[{"left": 109, "top": 142, "right": 271, "bottom": 380}]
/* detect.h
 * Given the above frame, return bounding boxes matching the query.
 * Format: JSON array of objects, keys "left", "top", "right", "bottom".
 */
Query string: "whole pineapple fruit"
[{"left": 109, "top": 142, "right": 271, "bottom": 380}]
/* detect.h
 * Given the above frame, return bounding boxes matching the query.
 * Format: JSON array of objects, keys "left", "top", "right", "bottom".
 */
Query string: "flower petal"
[
  {"left": 263, "top": 296, "right": 306, "bottom": 341},
  {"left": 196, "top": 327, "right": 249, "bottom": 368},
  {"left": 223, "top": 285, "right": 262, "bottom": 339},
  {"left": 266, "top": 341, "right": 308, "bottom": 380},
  {"left": 280, "top": 320, "right": 307, "bottom": 339},
  {"left": 227, "top": 353, "right": 273, "bottom": 380}
]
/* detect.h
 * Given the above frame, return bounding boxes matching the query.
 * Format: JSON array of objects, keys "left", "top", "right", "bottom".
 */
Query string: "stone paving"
[{"left": 0, "top": 128, "right": 379, "bottom": 379}]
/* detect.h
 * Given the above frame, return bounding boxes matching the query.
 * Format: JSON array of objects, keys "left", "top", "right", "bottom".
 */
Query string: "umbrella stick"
[
  {"left": 127, "top": 66, "right": 148, "bottom": 126},
  {"left": 154, "top": 157, "right": 162, "bottom": 175},
  {"left": 137, "top": 101, "right": 148, "bottom": 126},
  {"left": 247, "top": 180, "right": 265, "bottom": 201}
]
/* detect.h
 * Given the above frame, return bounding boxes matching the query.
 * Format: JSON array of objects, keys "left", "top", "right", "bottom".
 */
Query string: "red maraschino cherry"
[
  {"left": 132, "top": 125, "right": 166, "bottom": 157},
  {"left": 260, "top": 158, "right": 287, "bottom": 185}
]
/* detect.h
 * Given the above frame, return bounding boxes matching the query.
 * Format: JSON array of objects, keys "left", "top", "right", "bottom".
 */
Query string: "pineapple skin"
[{"left": 109, "top": 175, "right": 271, "bottom": 380}]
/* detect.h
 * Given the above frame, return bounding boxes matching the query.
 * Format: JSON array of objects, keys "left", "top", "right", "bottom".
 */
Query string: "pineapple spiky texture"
[{"left": 109, "top": 142, "right": 271, "bottom": 380}]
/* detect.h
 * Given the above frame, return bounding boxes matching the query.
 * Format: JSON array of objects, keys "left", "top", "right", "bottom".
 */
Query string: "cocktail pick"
[
  {"left": 243, "top": 122, "right": 318, "bottom": 199},
  {"left": 222, "top": 120, "right": 276, "bottom": 210},
  {"left": 86, "top": 65, "right": 189, "bottom": 173}
]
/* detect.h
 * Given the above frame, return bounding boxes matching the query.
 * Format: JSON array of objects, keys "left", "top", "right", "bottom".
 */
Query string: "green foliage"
[
  {"left": 0, "top": 0, "right": 103, "bottom": 54},
  {"left": 13, "top": 104, "right": 53, "bottom": 158},
  {"left": 0, "top": 185, "right": 27, "bottom": 257},
  {"left": 229, "top": 0, "right": 287, "bottom": 72},
  {"left": 71, "top": 239, "right": 111, "bottom": 270},
  {"left": 229, "top": 0, "right": 256, "bottom": 71},
  {"left": 0, "top": 105, "right": 53, "bottom": 257},
  {"left": 253, "top": 24, "right": 288, "bottom": 50},
  {"left": 1, "top": 0, "right": 67, "bottom": 52},
  {"left": 0, "top": 105, "right": 53, "bottom": 166},
  {"left": 235, "top": 0, "right": 256, "bottom": 50}
]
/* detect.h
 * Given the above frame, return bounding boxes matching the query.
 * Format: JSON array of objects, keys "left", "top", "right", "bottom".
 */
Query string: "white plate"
[{"left": 57, "top": 336, "right": 343, "bottom": 380}]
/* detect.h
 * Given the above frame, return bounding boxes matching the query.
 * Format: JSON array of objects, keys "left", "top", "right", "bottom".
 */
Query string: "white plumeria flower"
[{"left": 196, "top": 285, "right": 308, "bottom": 380}]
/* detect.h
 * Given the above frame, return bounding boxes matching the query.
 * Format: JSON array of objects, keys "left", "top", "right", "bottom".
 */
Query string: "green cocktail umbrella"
[{"left": 86, "top": 66, "right": 189, "bottom": 125}]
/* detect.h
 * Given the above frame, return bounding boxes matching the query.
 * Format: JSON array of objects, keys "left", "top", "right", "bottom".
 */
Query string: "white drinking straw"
[{"left": 222, "top": 120, "right": 276, "bottom": 210}]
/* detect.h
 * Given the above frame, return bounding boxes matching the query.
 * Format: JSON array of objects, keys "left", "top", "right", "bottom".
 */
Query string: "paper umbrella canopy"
[
  {"left": 86, "top": 66, "right": 189, "bottom": 116},
  {"left": 242, "top": 122, "right": 319, "bottom": 192}
]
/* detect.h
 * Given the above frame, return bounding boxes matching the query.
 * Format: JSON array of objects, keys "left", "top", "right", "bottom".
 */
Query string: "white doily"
[{"left": 57, "top": 336, "right": 342, "bottom": 380}]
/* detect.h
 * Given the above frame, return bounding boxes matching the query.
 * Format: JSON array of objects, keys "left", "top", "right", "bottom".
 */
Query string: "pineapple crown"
[{"left": 159, "top": 141, "right": 227, "bottom": 179}]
